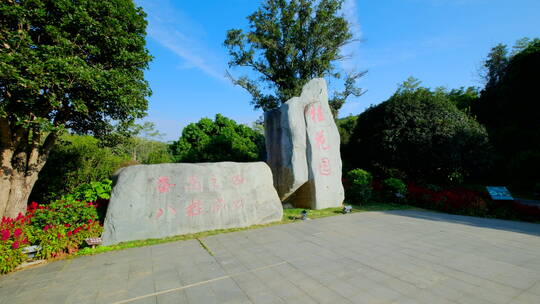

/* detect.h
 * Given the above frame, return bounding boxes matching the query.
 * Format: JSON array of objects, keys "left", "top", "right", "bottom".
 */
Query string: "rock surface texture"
[
  {"left": 265, "top": 78, "right": 345, "bottom": 209},
  {"left": 102, "top": 162, "right": 283, "bottom": 245}
]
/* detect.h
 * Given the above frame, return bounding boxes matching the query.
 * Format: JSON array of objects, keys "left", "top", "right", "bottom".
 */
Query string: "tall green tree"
[
  {"left": 0, "top": 0, "right": 152, "bottom": 217},
  {"left": 170, "top": 114, "right": 265, "bottom": 163},
  {"left": 224, "top": 0, "right": 365, "bottom": 114},
  {"left": 474, "top": 38, "right": 540, "bottom": 188}
]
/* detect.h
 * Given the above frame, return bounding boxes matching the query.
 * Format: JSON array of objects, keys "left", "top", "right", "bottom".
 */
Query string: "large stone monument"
[
  {"left": 265, "top": 78, "right": 344, "bottom": 209},
  {"left": 102, "top": 162, "right": 283, "bottom": 245}
]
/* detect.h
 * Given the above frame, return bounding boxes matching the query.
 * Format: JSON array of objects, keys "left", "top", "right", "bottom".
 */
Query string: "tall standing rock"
[
  {"left": 265, "top": 96, "right": 309, "bottom": 202},
  {"left": 303, "top": 79, "right": 345, "bottom": 209},
  {"left": 265, "top": 78, "right": 344, "bottom": 209}
]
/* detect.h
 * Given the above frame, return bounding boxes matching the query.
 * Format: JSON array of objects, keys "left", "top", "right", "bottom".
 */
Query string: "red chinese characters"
[
  {"left": 232, "top": 198, "right": 244, "bottom": 210},
  {"left": 231, "top": 174, "right": 245, "bottom": 186},
  {"left": 315, "top": 130, "right": 330, "bottom": 150},
  {"left": 155, "top": 205, "right": 177, "bottom": 220},
  {"left": 167, "top": 205, "right": 177, "bottom": 215},
  {"left": 309, "top": 104, "right": 325, "bottom": 123},
  {"left": 209, "top": 176, "right": 221, "bottom": 190},
  {"left": 210, "top": 197, "right": 226, "bottom": 213},
  {"left": 185, "top": 199, "right": 204, "bottom": 217},
  {"left": 318, "top": 157, "right": 331, "bottom": 176},
  {"left": 184, "top": 176, "right": 202, "bottom": 192},
  {"left": 157, "top": 177, "right": 176, "bottom": 193}
]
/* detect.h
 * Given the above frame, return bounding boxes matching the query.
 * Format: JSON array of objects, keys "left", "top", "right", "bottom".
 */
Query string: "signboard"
[{"left": 486, "top": 186, "right": 514, "bottom": 200}]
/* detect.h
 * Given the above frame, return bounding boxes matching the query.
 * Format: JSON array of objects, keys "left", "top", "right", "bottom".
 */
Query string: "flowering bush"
[
  {"left": 0, "top": 198, "right": 104, "bottom": 274},
  {"left": 34, "top": 219, "right": 102, "bottom": 259},
  {"left": 488, "top": 200, "right": 540, "bottom": 222},
  {"left": 29, "top": 199, "right": 99, "bottom": 230},
  {"left": 407, "top": 184, "right": 540, "bottom": 222},
  {"left": 0, "top": 214, "right": 32, "bottom": 274},
  {"left": 27, "top": 200, "right": 103, "bottom": 258},
  {"left": 407, "top": 184, "right": 488, "bottom": 216}
]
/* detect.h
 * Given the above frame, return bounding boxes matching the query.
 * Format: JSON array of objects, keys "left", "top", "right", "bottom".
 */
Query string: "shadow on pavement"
[{"left": 380, "top": 209, "right": 540, "bottom": 237}]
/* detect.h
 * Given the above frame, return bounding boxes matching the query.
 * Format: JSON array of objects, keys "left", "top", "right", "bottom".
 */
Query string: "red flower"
[
  {"left": 38, "top": 206, "right": 45, "bottom": 210},
  {"left": 23, "top": 237, "right": 29, "bottom": 244},
  {"left": 88, "top": 219, "right": 93, "bottom": 224},
  {"left": 12, "top": 241, "right": 20, "bottom": 249},
  {"left": 57, "top": 233, "right": 63, "bottom": 239},
  {"left": 43, "top": 225, "right": 50, "bottom": 231},
  {"left": 29, "top": 201, "right": 39, "bottom": 210},
  {"left": 1, "top": 229, "right": 10, "bottom": 241},
  {"left": 14, "top": 228, "right": 22, "bottom": 238},
  {"left": 67, "top": 231, "right": 72, "bottom": 237},
  {"left": 64, "top": 223, "right": 71, "bottom": 227}
]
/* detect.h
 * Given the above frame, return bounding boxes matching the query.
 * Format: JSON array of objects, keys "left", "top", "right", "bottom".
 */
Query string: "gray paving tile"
[{"left": 2, "top": 211, "right": 540, "bottom": 304}]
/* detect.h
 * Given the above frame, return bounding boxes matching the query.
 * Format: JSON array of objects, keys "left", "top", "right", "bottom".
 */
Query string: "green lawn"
[{"left": 75, "top": 201, "right": 419, "bottom": 257}]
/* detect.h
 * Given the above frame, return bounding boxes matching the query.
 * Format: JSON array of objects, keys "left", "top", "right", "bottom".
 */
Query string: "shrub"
[
  {"left": 0, "top": 214, "right": 31, "bottom": 274},
  {"left": 382, "top": 178, "right": 407, "bottom": 201},
  {"left": 68, "top": 180, "right": 112, "bottom": 203},
  {"left": 347, "top": 80, "right": 492, "bottom": 184},
  {"left": 0, "top": 189, "right": 106, "bottom": 274},
  {"left": 29, "top": 199, "right": 99, "bottom": 230},
  {"left": 346, "top": 169, "right": 373, "bottom": 204},
  {"left": 32, "top": 218, "right": 102, "bottom": 259},
  {"left": 31, "top": 135, "right": 130, "bottom": 202},
  {"left": 407, "top": 184, "right": 489, "bottom": 216}
]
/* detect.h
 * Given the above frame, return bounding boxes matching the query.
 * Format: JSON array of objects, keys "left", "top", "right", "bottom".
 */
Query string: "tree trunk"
[
  {"left": 2, "top": 173, "right": 39, "bottom": 218},
  {"left": 0, "top": 119, "right": 56, "bottom": 218}
]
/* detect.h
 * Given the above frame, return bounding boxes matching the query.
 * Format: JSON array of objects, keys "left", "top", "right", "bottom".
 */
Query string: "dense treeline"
[
  {"left": 29, "top": 116, "right": 265, "bottom": 201},
  {"left": 343, "top": 38, "right": 540, "bottom": 193},
  {"left": 474, "top": 38, "right": 540, "bottom": 189}
]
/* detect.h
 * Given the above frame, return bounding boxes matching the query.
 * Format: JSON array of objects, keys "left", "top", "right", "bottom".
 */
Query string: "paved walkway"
[{"left": 1, "top": 210, "right": 540, "bottom": 304}]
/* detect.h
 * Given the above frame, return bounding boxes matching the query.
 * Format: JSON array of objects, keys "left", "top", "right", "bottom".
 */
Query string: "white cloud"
[
  {"left": 137, "top": 0, "right": 226, "bottom": 82},
  {"left": 340, "top": 0, "right": 363, "bottom": 72}
]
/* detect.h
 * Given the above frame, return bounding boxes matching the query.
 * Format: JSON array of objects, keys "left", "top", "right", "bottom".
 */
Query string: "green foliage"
[
  {"left": 382, "top": 178, "right": 407, "bottom": 197},
  {"left": 347, "top": 78, "right": 492, "bottom": 184},
  {"left": 30, "top": 199, "right": 98, "bottom": 230},
  {"left": 0, "top": 0, "right": 152, "bottom": 135},
  {"left": 346, "top": 169, "right": 372, "bottom": 204},
  {"left": 170, "top": 114, "right": 265, "bottom": 163},
  {"left": 446, "top": 87, "right": 479, "bottom": 114},
  {"left": 337, "top": 115, "right": 358, "bottom": 171},
  {"left": 224, "top": 0, "right": 364, "bottom": 113},
  {"left": 474, "top": 38, "right": 540, "bottom": 189},
  {"left": 337, "top": 115, "right": 358, "bottom": 147},
  {"left": 69, "top": 180, "right": 112, "bottom": 203},
  {"left": 0, "top": 0, "right": 152, "bottom": 217},
  {"left": 30, "top": 135, "right": 130, "bottom": 202}
]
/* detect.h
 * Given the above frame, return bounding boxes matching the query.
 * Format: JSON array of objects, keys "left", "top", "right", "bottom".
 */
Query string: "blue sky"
[{"left": 135, "top": 0, "right": 540, "bottom": 141}]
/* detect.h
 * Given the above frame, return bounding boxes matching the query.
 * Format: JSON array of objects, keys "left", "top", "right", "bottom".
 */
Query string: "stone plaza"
[{"left": 1, "top": 210, "right": 540, "bottom": 303}]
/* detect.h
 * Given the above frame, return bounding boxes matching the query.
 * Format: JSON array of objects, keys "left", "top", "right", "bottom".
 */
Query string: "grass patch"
[{"left": 74, "top": 201, "right": 419, "bottom": 258}]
